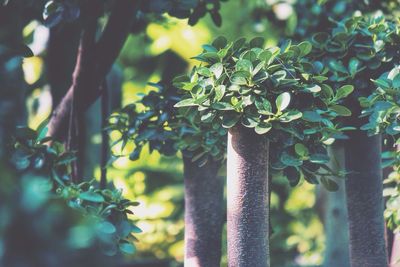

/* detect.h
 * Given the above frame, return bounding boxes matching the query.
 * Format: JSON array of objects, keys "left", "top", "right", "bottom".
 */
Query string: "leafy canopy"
[{"left": 173, "top": 36, "right": 353, "bottom": 189}]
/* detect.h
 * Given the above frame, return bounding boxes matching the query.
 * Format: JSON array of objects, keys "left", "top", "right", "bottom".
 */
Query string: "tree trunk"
[
  {"left": 323, "top": 144, "right": 350, "bottom": 267},
  {"left": 183, "top": 157, "right": 224, "bottom": 267},
  {"left": 227, "top": 124, "right": 270, "bottom": 267},
  {"left": 390, "top": 233, "right": 400, "bottom": 267},
  {"left": 345, "top": 131, "right": 388, "bottom": 267}
]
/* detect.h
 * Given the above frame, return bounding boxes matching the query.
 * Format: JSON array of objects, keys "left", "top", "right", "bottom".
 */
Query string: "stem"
[
  {"left": 345, "top": 131, "right": 388, "bottom": 267},
  {"left": 100, "top": 81, "right": 109, "bottom": 189},
  {"left": 227, "top": 124, "right": 270, "bottom": 267},
  {"left": 183, "top": 157, "right": 224, "bottom": 267}
]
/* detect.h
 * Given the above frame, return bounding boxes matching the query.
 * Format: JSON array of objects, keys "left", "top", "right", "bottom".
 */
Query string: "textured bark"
[
  {"left": 48, "top": 0, "right": 140, "bottom": 141},
  {"left": 183, "top": 157, "right": 224, "bottom": 267},
  {"left": 323, "top": 144, "right": 350, "bottom": 267},
  {"left": 227, "top": 124, "right": 270, "bottom": 267},
  {"left": 390, "top": 233, "right": 400, "bottom": 267},
  {"left": 345, "top": 131, "right": 388, "bottom": 267}
]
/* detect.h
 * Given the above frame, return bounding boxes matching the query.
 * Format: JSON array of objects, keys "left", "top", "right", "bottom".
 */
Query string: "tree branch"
[{"left": 48, "top": 0, "right": 140, "bottom": 141}]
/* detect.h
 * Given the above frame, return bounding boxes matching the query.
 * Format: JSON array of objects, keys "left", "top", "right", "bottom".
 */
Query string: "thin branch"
[{"left": 100, "top": 80, "right": 109, "bottom": 189}]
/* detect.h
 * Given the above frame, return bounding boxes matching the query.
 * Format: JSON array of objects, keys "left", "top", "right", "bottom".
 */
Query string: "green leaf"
[
  {"left": 210, "top": 63, "right": 223, "bottom": 78},
  {"left": 302, "top": 111, "right": 323, "bottom": 122},
  {"left": 393, "top": 74, "right": 400, "bottom": 89},
  {"left": 36, "top": 118, "right": 50, "bottom": 140},
  {"left": 280, "top": 110, "right": 302, "bottom": 122},
  {"left": 212, "top": 102, "right": 235, "bottom": 110},
  {"left": 131, "top": 224, "right": 142, "bottom": 233},
  {"left": 330, "top": 104, "right": 352, "bottom": 116},
  {"left": 214, "top": 85, "right": 226, "bottom": 101},
  {"left": 309, "top": 153, "right": 330, "bottom": 164},
  {"left": 336, "top": 85, "right": 354, "bottom": 100},
  {"left": 222, "top": 112, "right": 241, "bottom": 128},
  {"left": 328, "top": 60, "right": 348, "bottom": 74},
  {"left": 79, "top": 192, "right": 105, "bottom": 203},
  {"left": 231, "top": 75, "right": 247, "bottom": 85},
  {"left": 320, "top": 177, "right": 339, "bottom": 192},
  {"left": 197, "top": 67, "right": 213, "bottom": 77},
  {"left": 297, "top": 41, "right": 312, "bottom": 56},
  {"left": 236, "top": 59, "right": 252, "bottom": 73},
  {"left": 276, "top": 92, "right": 291, "bottom": 111},
  {"left": 280, "top": 152, "right": 302, "bottom": 167},
  {"left": 254, "top": 122, "right": 272, "bottom": 134},
  {"left": 295, "top": 143, "right": 309, "bottom": 157},
  {"left": 348, "top": 57, "right": 361, "bottom": 77},
  {"left": 212, "top": 36, "right": 228, "bottom": 50},
  {"left": 97, "top": 221, "right": 116, "bottom": 234},
  {"left": 119, "top": 243, "right": 136, "bottom": 254},
  {"left": 304, "top": 84, "right": 321, "bottom": 93},
  {"left": 174, "top": 98, "right": 197, "bottom": 108}
]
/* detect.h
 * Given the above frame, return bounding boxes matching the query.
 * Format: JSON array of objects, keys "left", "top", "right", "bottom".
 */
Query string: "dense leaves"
[
  {"left": 12, "top": 123, "right": 141, "bottom": 256},
  {"left": 173, "top": 36, "right": 352, "bottom": 189},
  {"left": 107, "top": 83, "right": 226, "bottom": 166},
  {"left": 310, "top": 14, "right": 400, "bottom": 97}
]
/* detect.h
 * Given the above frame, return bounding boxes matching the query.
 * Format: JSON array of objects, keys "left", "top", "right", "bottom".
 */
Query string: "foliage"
[
  {"left": 40, "top": 0, "right": 227, "bottom": 29},
  {"left": 0, "top": 171, "right": 122, "bottom": 267},
  {"left": 108, "top": 82, "right": 226, "bottom": 166},
  {"left": 310, "top": 14, "right": 400, "bottom": 97},
  {"left": 292, "top": 0, "right": 400, "bottom": 41},
  {"left": 12, "top": 122, "right": 141, "bottom": 257},
  {"left": 173, "top": 36, "right": 352, "bottom": 190}
]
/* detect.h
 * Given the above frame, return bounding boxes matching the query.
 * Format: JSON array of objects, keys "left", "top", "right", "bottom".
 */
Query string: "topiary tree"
[
  {"left": 174, "top": 36, "right": 352, "bottom": 266},
  {"left": 107, "top": 83, "right": 227, "bottom": 267},
  {"left": 310, "top": 14, "right": 400, "bottom": 266}
]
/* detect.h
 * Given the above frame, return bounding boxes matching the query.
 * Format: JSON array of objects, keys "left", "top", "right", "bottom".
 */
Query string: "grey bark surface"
[
  {"left": 345, "top": 131, "right": 388, "bottom": 267},
  {"left": 323, "top": 144, "right": 350, "bottom": 267},
  {"left": 183, "top": 157, "right": 224, "bottom": 267},
  {"left": 227, "top": 124, "right": 270, "bottom": 267}
]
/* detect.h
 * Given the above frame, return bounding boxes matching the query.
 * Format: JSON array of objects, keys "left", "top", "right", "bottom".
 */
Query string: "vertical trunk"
[
  {"left": 323, "top": 144, "right": 350, "bottom": 267},
  {"left": 227, "top": 124, "right": 270, "bottom": 267},
  {"left": 183, "top": 157, "right": 224, "bottom": 267},
  {"left": 345, "top": 131, "right": 388, "bottom": 267},
  {"left": 390, "top": 233, "right": 400, "bottom": 267}
]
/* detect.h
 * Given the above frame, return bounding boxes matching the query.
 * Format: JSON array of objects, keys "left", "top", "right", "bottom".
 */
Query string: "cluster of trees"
[{"left": 1, "top": 0, "right": 400, "bottom": 266}]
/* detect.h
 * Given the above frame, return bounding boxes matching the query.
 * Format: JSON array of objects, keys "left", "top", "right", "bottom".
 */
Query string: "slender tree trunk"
[
  {"left": 390, "top": 233, "right": 400, "bottom": 267},
  {"left": 227, "top": 124, "right": 270, "bottom": 267},
  {"left": 323, "top": 144, "right": 350, "bottom": 267},
  {"left": 183, "top": 156, "right": 224, "bottom": 267},
  {"left": 345, "top": 131, "right": 388, "bottom": 267}
]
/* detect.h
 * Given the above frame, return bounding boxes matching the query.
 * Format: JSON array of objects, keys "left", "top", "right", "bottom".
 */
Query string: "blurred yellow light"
[{"left": 22, "top": 56, "right": 43, "bottom": 85}]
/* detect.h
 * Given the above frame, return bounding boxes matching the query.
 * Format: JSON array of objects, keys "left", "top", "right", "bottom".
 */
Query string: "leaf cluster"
[
  {"left": 310, "top": 14, "right": 400, "bottom": 96},
  {"left": 12, "top": 122, "right": 141, "bottom": 256},
  {"left": 107, "top": 83, "right": 227, "bottom": 167}
]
